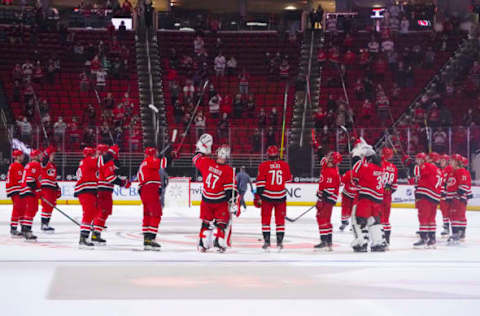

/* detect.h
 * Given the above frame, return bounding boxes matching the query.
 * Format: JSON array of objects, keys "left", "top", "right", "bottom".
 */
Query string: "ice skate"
[
  {"left": 276, "top": 243, "right": 284, "bottom": 252},
  {"left": 91, "top": 232, "right": 106, "bottom": 246},
  {"left": 79, "top": 236, "right": 94, "bottom": 249},
  {"left": 198, "top": 239, "right": 208, "bottom": 252},
  {"left": 447, "top": 234, "right": 460, "bottom": 246},
  {"left": 144, "top": 239, "right": 161, "bottom": 251},
  {"left": 41, "top": 223, "right": 55, "bottom": 233},
  {"left": 353, "top": 244, "right": 367, "bottom": 252},
  {"left": 371, "top": 244, "right": 386, "bottom": 252},
  {"left": 313, "top": 241, "right": 332, "bottom": 251},
  {"left": 262, "top": 241, "right": 271, "bottom": 252},
  {"left": 10, "top": 228, "right": 23, "bottom": 238},
  {"left": 214, "top": 238, "right": 226, "bottom": 253},
  {"left": 441, "top": 224, "right": 449, "bottom": 237},
  {"left": 339, "top": 221, "right": 348, "bottom": 232},
  {"left": 426, "top": 239, "right": 436, "bottom": 249},
  {"left": 23, "top": 230, "right": 37, "bottom": 241},
  {"left": 413, "top": 239, "right": 427, "bottom": 249},
  {"left": 276, "top": 232, "right": 284, "bottom": 252}
]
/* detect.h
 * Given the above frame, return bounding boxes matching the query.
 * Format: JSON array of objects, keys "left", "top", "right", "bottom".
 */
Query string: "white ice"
[{"left": 1, "top": 205, "right": 480, "bottom": 316}]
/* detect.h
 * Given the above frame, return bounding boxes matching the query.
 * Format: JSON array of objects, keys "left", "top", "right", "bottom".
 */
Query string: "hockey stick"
[
  {"left": 40, "top": 197, "right": 81, "bottom": 226},
  {"left": 158, "top": 128, "right": 178, "bottom": 156},
  {"left": 424, "top": 118, "right": 432, "bottom": 153},
  {"left": 340, "top": 125, "right": 352, "bottom": 169},
  {"left": 175, "top": 80, "right": 209, "bottom": 153},
  {"left": 225, "top": 166, "right": 237, "bottom": 247},
  {"left": 285, "top": 205, "right": 315, "bottom": 223}
]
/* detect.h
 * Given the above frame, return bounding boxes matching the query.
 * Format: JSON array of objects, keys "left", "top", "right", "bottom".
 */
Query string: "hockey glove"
[
  {"left": 254, "top": 194, "right": 262, "bottom": 208},
  {"left": 56, "top": 184, "right": 62, "bottom": 199},
  {"left": 120, "top": 177, "right": 131, "bottom": 189},
  {"left": 229, "top": 200, "right": 241, "bottom": 217},
  {"left": 196, "top": 133, "right": 213, "bottom": 155}
]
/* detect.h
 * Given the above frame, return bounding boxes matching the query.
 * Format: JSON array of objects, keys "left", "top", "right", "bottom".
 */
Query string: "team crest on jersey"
[{"left": 47, "top": 169, "right": 55, "bottom": 176}]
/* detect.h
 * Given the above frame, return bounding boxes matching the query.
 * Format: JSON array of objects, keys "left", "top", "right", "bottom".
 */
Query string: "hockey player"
[
  {"left": 93, "top": 144, "right": 130, "bottom": 245},
  {"left": 74, "top": 147, "right": 100, "bottom": 248},
  {"left": 137, "top": 147, "right": 168, "bottom": 251},
  {"left": 314, "top": 151, "right": 342, "bottom": 250},
  {"left": 39, "top": 146, "right": 60, "bottom": 232},
  {"left": 255, "top": 145, "right": 292, "bottom": 250},
  {"left": 447, "top": 154, "right": 472, "bottom": 244},
  {"left": 6, "top": 150, "right": 25, "bottom": 237},
  {"left": 350, "top": 144, "right": 385, "bottom": 252},
  {"left": 193, "top": 134, "right": 238, "bottom": 253},
  {"left": 412, "top": 152, "right": 442, "bottom": 248},
  {"left": 380, "top": 147, "right": 398, "bottom": 247},
  {"left": 19, "top": 149, "right": 43, "bottom": 240},
  {"left": 438, "top": 154, "right": 453, "bottom": 236},
  {"left": 339, "top": 169, "right": 357, "bottom": 231}
]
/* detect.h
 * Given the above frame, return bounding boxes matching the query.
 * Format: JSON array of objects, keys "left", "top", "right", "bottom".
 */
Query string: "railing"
[
  {"left": 3, "top": 125, "right": 479, "bottom": 181},
  {"left": 299, "top": 30, "right": 315, "bottom": 147}
]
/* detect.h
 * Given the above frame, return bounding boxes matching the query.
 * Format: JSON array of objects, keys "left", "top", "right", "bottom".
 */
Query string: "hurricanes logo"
[
  {"left": 47, "top": 169, "right": 55, "bottom": 176},
  {"left": 167, "top": 183, "right": 184, "bottom": 200}
]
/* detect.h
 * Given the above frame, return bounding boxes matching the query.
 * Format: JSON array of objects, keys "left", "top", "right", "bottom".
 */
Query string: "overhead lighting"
[{"left": 285, "top": 5, "right": 296, "bottom": 10}]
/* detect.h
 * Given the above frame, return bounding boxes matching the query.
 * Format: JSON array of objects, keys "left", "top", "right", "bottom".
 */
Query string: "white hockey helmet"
[{"left": 216, "top": 144, "right": 231, "bottom": 160}]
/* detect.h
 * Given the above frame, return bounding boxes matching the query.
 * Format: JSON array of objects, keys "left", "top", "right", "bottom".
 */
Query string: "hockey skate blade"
[
  {"left": 78, "top": 244, "right": 95, "bottom": 250},
  {"left": 144, "top": 245, "right": 161, "bottom": 252},
  {"left": 41, "top": 230, "right": 55, "bottom": 234},
  {"left": 91, "top": 241, "right": 107, "bottom": 247}
]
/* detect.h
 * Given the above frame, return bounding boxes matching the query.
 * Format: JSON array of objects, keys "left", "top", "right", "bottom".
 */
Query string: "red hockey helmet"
[
  {"left": 382, "top": 147, "right": 394, "bottom": 160},
  {"left": 30, "top": 149, "right": 41, "bottom": 158},
  {"left": 12, "top": 150, "right": 23, "bottom": 158},
  {"left": 145, "top": 147, "right": 157, "bottom": 157},
  {"left": 440, "top": 154, "right": 450, "bottom": 161},
  {"left": 428, "top": 152, "right": 440, "bottom": 163},
  {"left": 415, "top": 152, "right": 427, "bottom": 160},
  {"left": 329, "top": 151, "right": 343, "bottom": 165},
  {"left": 451, "top": 153, "right": 462, "bottom": 163},
  {"left": 460, "top": 155, "right": 469, "bottom": 166},
  {"left": 82, "top": 147, "right": 95, "bottom": 157},
  {"left": 267, "top": 145, "right": 279, "bottom": 158},
  {"left": 96, "top": 143, "right": 109, "bottom": 153}
]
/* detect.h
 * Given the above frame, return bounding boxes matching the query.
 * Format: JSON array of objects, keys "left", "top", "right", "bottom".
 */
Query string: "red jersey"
[
  {"left": 19, "top": 160, "right": 42, "bottom": 197},
  {"left": 414, "top": 162, "right": 442, "bottom": 203},
  {"left": 341, "top": 170, "right": 358, "bottom": 200},
  {"left": 441, "top": 165, "right": 454, "bottom": 200},
  {"left": 256, "top": 160, "right": 292, "bottom": 201},
  {"left": 353, "top": 160, "right": 384, "bottom": 203},
  {"left": 6, "top": 162, "right": 24, "bottom": 197},
  {"left": 98, "top": 159, "right": 117, "bottom": 191},
  {"left": 318, "top": 165, "right": 340, "bottom": 204},
  {"left": 193, "top": 153, "right": 236, "bottom": 203},
  {"left": 40, "top": 161, "right": 57, "bottom": 189},
  {"left": 74, "top": 156, "right": 99, "bottom": 197},
  {"left": 137, "top": 156, "right": 167, "bottom": 188},
  {"left": 381, "top": 160, "right": 398, "bottom": 195},
  {"left": 455, "top": 168, "right": 472, "bottom": 202}
]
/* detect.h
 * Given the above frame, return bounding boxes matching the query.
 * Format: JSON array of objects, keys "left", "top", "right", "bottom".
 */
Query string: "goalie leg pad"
[
  {"left": 368, "top": 222, "right": 385, "bottom": 247},
  {"left": 351, "top": 216, "right": 369, "bottom": 248}
]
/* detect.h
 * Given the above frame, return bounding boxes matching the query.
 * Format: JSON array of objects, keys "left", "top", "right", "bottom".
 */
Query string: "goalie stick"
[
  {"left": 225, "top": 167, "right": 238, "bottom": 247},
  {"left": 285, "top": 205, "right": 316, "bottom": 223}
]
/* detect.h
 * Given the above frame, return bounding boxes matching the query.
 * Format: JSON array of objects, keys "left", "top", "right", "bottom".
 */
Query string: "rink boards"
[{"left": 1, "top": 181, "right": 480, "bottom": 210}]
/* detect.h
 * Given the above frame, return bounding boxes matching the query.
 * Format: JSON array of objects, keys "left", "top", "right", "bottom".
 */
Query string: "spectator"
[
  {"left": 354, "top": 79, "right": 365, "bottom": 100},
  {"left": 265, "top": 127, "right": 276, "bottom": 148},
  {"left": 84, "top": 104, "right": 97, "bottom": 127},
  {"left": 343, "top": 49, "right": 356, "bottom": 66},
  {"left": 69, "top": 117, "right": 81, "bottom": 148},
  {"left": 238, "top": 68, "right": 249, "bottom": 95},
  {"left": 233, "top": 94, "right": 243, "bottom": 118},
  {"left": 22, "top": 59, "right": 33, "bottom": 81},
  {"left": 193, "top": 35, "right": 204, "bottom": 55},
  {"left": 217, "top": 112, "right": 229, "bottom": 141},
  {"left": 46, "top": 58, "right": 56, "bottom": 84},
  {"left": 424, "top": 46, "right": 435, "bottom": 69},
  {"left": 246, "top": 94, "right": 256, "bottom": 113},
  {"left": 96, "top": 68, "right": 107, "bottom": 90},
  {"left": 214, "top": 52, "right": 226, "bottom": 77},
  {"left": 400, "top": 16, "right": 410, "bottom": 34},
  {"left": 12, "top": 80, "right": 21, "bottom": 102},
  {"left": 194, "top": 111, "right": 206, "bottom": 135},
  {"left": 207, "top": 82, "right": 217, "bottom": 100},
  {"left": 258, "top": 108, "right": 267, "bottom": 128},
  {"left": 326, "top": 94, "right": 337, "bottom": 112},
  {"left": 439, "top": 105, "right": 452, "bottom": 127},
  {"left": 80, "top": 71, "right": 90, "bottom": 92},
  {"left": 173, "top": 100, "right": 184, "bottom": 124},
  {"left": 32, "top": 61, "right": 43, "bottom": 84},
  {"left": 381, "top": 37, "right": 394, "bottom": 53},
  {"left": 53, "top": 116, "right": 67, "bottom": 144},
  {"left": 367, "top": 36, "right": 380, "bottom": 56},
  {"left": 376, "top": 90, "right": 390, "bottom": 125},
  {"left": 16, "top": 116, "right": 32, "bottom": 144},
  {"left": 39, "top": 99, "right": 49, "bottom": 116},
  {"left": 226, "top": 56, "right": 237, "bottom": 75},
  {"left": 12, "top": 64, "right": 23, "bottom": 82},
  {"left": 269, "top": 107, "right": 279, "bottom": 126},
  {"left": 251, "top": 128, "right": 261, "bottom": 153},
  {"left": 113, "top": 103, "right": 125, "bottom": 127},
  {"left": 279, "top": 59, "right": 290, "bottom": 80},
  {"left": 208, "top": 93, "right": 221, "bottom": 118},
  {"left": 314, "top": 107, "right": 327, "bottom": 129},
  {"left": 463, "top": 108, "right": 474, "bottom": 126},
  {"left": 221, "top": 94, "right": 233, "bottom": 117},
  {"left": 360, "top": 99, "right": 374, "bottom": 123},
  {"left": 432, "top": 128, "right": 448, "bottom": 153},
  {"left": 183, "top": 79, "right": 195, "bottom": 99}
]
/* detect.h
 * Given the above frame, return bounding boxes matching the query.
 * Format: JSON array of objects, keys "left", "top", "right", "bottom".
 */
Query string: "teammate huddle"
[{"left": 5, "top": 134, "right": 472, "bottom": 252}]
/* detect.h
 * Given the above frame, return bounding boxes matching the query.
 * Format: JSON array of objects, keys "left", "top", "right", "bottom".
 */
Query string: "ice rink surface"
[{"left": 1, "top": 204, "right": 480, "bottom": 316}]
